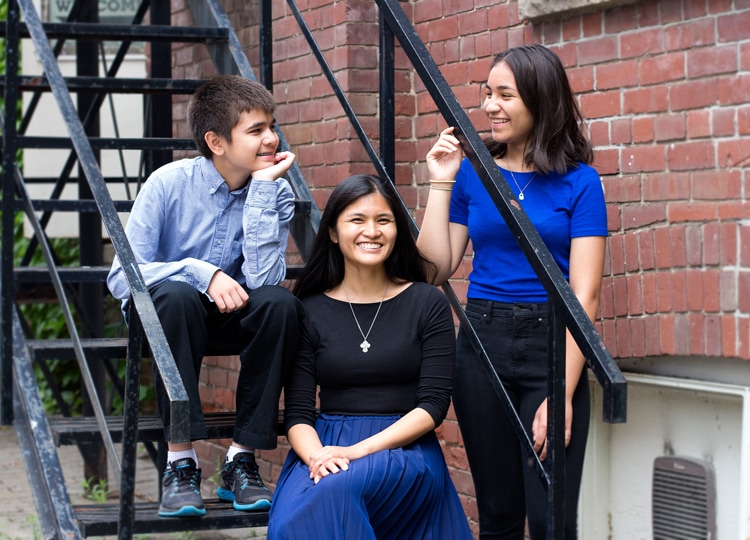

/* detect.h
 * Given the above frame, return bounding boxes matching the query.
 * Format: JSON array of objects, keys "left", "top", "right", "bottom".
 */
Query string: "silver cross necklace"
[
  {"left": 505, "top": 157, "right": 537, "bottom": 201},
  {"left": 342, "top": 282, "right": 389, "bottom": 353}
]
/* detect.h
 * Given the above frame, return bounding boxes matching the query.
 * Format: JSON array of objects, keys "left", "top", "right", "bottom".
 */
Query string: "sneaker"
[
  {"left": 217, "top": 452, "right": 272, "bottom": 511},
  {"left": 158, "top": 457, "right": 206, "bottom": 518}
]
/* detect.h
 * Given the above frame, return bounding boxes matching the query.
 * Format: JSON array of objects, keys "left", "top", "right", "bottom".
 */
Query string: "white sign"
[{"left": 48, "top": 0, "right": 140, "bottom": 24}]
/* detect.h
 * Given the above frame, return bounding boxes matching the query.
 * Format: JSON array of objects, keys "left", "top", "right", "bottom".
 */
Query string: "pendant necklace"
[
  {"left": 342, "top": 282, "right": 389, "bottom": 353},
  {"left": 506, "top": 158, "right": 537, "bottom": 201}
]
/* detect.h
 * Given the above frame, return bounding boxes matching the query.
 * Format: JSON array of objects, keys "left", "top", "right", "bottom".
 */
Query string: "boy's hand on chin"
[{"left": 253, "top": 151, "right": 296, "bottom": 181}]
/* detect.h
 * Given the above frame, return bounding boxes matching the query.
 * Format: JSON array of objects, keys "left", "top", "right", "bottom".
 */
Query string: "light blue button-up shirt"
[{"left": 107, "top": 156, "right": 295, "bottom": 302}]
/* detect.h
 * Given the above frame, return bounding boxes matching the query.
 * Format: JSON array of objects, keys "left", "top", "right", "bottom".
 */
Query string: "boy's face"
[{"left": 214, "top": 109, "right": 280, "bottom": 178}]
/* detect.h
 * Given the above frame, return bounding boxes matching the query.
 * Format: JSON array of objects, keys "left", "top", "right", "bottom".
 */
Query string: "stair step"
[
  {"left": 15, "top": 198, "right": 309, "bottom": 215},
  {"left": 17, "top": 135, "right": 196, "bottom": 151},
  {"left": 26, "top": 337, "right": 128, "bottom": 361},
  {"left": 16, "top": 263, "right": 304, "bottom": 286},
  {"left": 0, "top": 22, "right": 229, "bottom": 42},
  {"left": 15, "top": 199, "right": 134, "bottom": 212},
  {"left": 49, "top": 411, "right": 285, "bottom": 446},
  {"left": 14, "top": 266, "right": 111, "bottom": 283},
  {"left": 10, "top": 75, "right": 204, "bottom": 95},
  {"left": 285, "top": 265, "right": 304, "bottom": 280},
  {"left": 74, "top": 499, "right": 268, "bottom": 537}
]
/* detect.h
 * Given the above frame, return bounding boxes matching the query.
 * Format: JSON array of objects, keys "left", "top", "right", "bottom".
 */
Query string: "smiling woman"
[
  {"left": 267, "top": 174, "right": 473, "bottom": 540},
  {"left": 417, "top": 44, "right": 607, "bottom": 539}
]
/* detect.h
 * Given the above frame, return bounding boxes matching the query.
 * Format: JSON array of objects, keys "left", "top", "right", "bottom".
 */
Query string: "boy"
[{"left": 107, "top": 75, "right": 303, "bottom": 518}]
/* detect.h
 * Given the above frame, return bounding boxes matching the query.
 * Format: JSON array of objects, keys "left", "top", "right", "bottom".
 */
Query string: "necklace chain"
[
  {"left": 342, "top": 283, "right": 389, "bottom": 353},
  {"left": 505, "top": 158, "right": 537, "bottom": 201}
]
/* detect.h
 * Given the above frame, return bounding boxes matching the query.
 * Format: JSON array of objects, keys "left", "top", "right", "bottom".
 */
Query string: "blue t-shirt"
[{"left": 449, "top": 158, "right": 608, "bottom": 303}]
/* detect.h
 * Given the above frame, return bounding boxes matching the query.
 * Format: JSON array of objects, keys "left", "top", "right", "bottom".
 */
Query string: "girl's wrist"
[{"left": 429, "top": 179, "right": 456, "bottom": 191}]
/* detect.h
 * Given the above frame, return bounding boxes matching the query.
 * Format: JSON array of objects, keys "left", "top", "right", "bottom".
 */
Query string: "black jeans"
[
  {"left": 149, "top": 281, "right": 303, "bottom": 450},
  {"left": 453, "top": 299, "right": 590, "bottom": 540}
]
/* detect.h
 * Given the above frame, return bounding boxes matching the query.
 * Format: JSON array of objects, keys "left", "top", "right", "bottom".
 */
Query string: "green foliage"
[
  {"left": 11, "top": 213, "right": 83, "bottom": 414},
  {"left": 0, "top": 2, "right": 7, "bottom": 75},
  {"left": 81, "top": 476, "right": 109, "bottom": 503},
  {"left": 206, "top": 453, "right": 226, "bottom": 486},
  {"left": 171, "top": 533, "right": 196, "bottom": 540},
  {"left": 8, "top": 187, "right": 152, "bottom": 417}
]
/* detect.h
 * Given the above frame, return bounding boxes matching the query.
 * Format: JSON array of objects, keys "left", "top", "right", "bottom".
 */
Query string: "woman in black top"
[{"left": 267, "top": 174, "right": 472, "bottom": 540}]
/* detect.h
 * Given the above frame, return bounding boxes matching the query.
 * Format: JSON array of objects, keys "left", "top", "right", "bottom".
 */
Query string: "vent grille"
[{"left": 652, "top": 456, "right": 716, "bottom": 540}]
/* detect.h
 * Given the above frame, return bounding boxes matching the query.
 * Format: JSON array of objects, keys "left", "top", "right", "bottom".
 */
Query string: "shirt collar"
[{"left": 198, "top": 156, "right": 249, "bottom": 195}]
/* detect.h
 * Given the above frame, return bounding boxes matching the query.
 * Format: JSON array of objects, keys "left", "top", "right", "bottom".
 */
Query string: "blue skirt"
[{"left": 268, "top": 414, "right": 473, "bottom": 540}]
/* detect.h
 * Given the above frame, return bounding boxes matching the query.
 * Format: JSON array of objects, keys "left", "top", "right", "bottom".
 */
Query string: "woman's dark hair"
[
  {"left": 484, "top": 44, "right": 593, "bottom": 174},
  {"left": 293, "top": 174, "right": 436, "bottom": 299}
]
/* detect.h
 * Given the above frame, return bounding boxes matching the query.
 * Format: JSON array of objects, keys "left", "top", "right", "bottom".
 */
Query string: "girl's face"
[
  {"left": 329, "top": 192, "right": 397, "bottom": 271},
  {"left": 481, "top": 61, "right": 535, "bottom": 149}
]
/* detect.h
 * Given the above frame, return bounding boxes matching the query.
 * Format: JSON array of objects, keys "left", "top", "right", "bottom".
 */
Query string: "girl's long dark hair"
[
  {"left": 293, "top": 174, "right": 436, "bottom": 299},
  {"left": 484, "top": 44, "right": 593, "bottom": 175}
]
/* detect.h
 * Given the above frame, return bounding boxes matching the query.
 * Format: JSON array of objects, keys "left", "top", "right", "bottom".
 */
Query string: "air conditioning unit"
[
  {"left": 580, "top": 373, "right": 750, "bottom": 539},
  {"left": 652, "top": 456, "right": 716, "bottom": 539}
]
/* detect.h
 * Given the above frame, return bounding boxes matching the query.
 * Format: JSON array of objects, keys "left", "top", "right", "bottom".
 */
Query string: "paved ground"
[{"left": 0, "top": 425, "right": 266, "bottom": 539}]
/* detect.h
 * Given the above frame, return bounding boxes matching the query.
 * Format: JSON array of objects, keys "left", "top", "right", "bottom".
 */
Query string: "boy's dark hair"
[
  {"left": 484, "top": 44, "right": 593, "bottom": 175},
  {"left": 293, "top": 174, "right": 437, "bottom": 299},
  {"left": 188, "top": 75, "right": 276, "bottom": 159}
]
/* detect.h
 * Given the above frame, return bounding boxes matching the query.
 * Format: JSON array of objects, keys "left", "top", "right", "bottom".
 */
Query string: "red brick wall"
[{"left": 170, "top": 0, "right": 750, "bottom": 534}]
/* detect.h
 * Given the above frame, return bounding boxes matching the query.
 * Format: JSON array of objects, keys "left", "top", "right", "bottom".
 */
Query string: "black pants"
[
  {"left": 149, "top": 281, "right": 303, "bottom": 450},
  {"left": 453, "top": 299, "right": 590, "bottom": 540}
]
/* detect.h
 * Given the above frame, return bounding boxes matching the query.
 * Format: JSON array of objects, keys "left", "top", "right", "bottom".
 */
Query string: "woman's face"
[
  {"left": 482, "top": 61, "right": 535, "bottom": 149},
  {"left": 329, "top": 192, "right": 397, "bottom": 270}
]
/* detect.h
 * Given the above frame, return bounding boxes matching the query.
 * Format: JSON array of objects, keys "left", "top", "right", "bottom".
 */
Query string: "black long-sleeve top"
[{"left": 284, "top": 282, "right": 456, "bottom": 431}]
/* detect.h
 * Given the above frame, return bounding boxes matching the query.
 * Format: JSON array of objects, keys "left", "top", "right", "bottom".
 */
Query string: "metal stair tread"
[
  {"left": 15, "top": 135, "right": 196, "bottom": 150},
  {"left": 13, "top": 198, "right": 310, "bottom": 214},
  {"left": 0, "top": 22, "right": 230, "bottom": 42},
  {"left": 13, "top": 199, "right": 134, "bottom": 212},
  {"left": 8, "top": 75, "right": 205, "bottom": 94},
  {"left": 14, "top": 266, "right": 112, "bottom": 283},
  {"left": 48, "top": 411, "right": 285, "bottom": 446},
  {"left": 25, "top": 337, "right": 128, "bottom": 360},
  {"left": 15, "top": 264, "right": 305, "bottom": 283},
  {"left": 73, "top": 499, "right": 268, "bottom": 536}
]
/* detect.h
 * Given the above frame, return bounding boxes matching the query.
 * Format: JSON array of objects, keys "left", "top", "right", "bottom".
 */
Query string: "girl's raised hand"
[{"left": 426, "top": 127, "right": 463, "bottom": 181}]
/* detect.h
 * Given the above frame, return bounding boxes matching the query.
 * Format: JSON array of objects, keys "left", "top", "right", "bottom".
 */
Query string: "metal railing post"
[
  {"left": 379, "top": 11, "right": 395, "bottom": 181},
  {"left": 546, "top": 307, "right": 567, "bottom": 537},
  {"left": 0, "top": 0, "right": 21, "bottom": 426}
]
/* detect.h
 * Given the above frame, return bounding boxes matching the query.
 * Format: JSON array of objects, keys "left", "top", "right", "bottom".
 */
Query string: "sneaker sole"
[
  {"left": 217, "top": 487, "right": 272, "bottom": 511},
  {"left": 158, "top": 505, "right": 206, "bottom": 518},
  {"left": 233, "top": 499, "right": 272, "bottom": 512},
  {"left": 217, "top": 486, "right": 234, "bottom": 503}
]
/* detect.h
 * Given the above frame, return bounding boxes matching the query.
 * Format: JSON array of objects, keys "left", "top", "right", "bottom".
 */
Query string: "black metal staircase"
[
  {"left": 1, "top": 0, "right": 314, "bottom": 537},
  {"left": 1, "top": 0, "right": 627, "bottom": 538}
]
